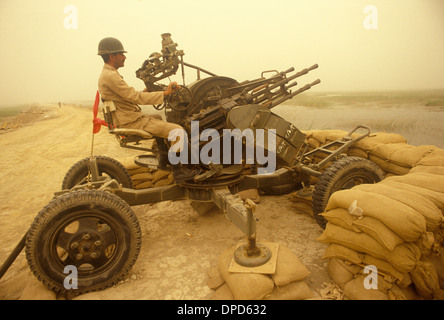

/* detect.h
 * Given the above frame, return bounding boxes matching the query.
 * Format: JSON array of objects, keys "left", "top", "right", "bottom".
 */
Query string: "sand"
[{"left": 0, "top": 104, "right": 330, "bottom": 300}]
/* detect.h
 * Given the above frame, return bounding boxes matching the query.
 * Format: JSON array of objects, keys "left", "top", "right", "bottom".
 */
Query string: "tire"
[
  {"left": 62, "top": 156, "right": 133, "bottom": 190},
  {"left": 312, "top": 156, "right": 384, "bottom": 229},
  {"left": 25, "top": 190, "right": 142, "bottom": 295}
]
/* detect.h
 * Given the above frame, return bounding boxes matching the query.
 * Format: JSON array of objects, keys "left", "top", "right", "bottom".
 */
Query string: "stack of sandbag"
[
  {"left": 117, "top": 157, "right": 174, "bottom": 189},
  {"left": 303, "top": 129, "right": 351, "bottom": 151},
  {"left": 303, "top": 130, "right": 435, "bottom": 176},
  {"left": 208, "top": 245, "right": 315, "bottom": 300},
  {"left": 317, "top": 165, "right": 444, "bottom": 299},
  {"left": 364, "top": 143, "right": 436, "bottom": 176}
]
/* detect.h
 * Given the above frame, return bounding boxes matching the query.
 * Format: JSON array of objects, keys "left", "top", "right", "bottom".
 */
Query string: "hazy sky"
[{"left": 1, "top": 0, "right": 443, "bottom": 106}]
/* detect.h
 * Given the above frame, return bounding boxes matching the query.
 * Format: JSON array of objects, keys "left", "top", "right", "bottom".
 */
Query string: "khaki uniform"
[{"left": 98, "top": 64, "right": 182, "bottom": 139}]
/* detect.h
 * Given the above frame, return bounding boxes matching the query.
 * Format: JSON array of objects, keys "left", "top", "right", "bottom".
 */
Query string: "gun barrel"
[
  {"left": 251, "top": 64, "right": 319, "bottom": 105},
  {"left": 252, "top": 64, "right": 318, "bottom": 100},
  {"left": 267, "top": 79, "right": 321, "bottom": 109}
]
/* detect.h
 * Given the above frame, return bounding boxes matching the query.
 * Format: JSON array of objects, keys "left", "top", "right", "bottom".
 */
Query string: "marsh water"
[{"left": 273, "top": 90, "right": 444, "bottom": 149}]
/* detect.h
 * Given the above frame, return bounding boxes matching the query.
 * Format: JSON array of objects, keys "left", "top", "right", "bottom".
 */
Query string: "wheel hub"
[
  {"left": 55, "top": 217, "right": 117, "bottom": 270},
  {"left": 68, "top": 231, "right": 104, "bottom": 263}
]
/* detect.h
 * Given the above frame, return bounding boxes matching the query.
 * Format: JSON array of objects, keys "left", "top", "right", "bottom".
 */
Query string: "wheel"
[
  {"left": 25, "top": 190, "right": 142, "bottom": 295},
  {"left": 312, "top": 156, "right": 384, "bottom": 229},
  {"left": 62, "top": 156, "right": 133, "bottom": 190}
]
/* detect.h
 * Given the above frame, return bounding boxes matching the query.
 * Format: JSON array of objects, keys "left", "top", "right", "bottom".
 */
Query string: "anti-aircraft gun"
[
  {"left": 0, "top": 33, "right": 385, "bottom": 296},
  {"left": 135, "top": 33, "right": 321, "bottom": 170},
  {"left": 132, "top": 33, "right": 383, "bottom": 223}
]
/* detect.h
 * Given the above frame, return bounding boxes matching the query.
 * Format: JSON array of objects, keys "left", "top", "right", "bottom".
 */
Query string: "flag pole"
[{"left": 91, "top": 90, "right": 101, "bottom": 157}]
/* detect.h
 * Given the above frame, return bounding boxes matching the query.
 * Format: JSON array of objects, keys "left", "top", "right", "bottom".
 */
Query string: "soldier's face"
[{"left": 111, "top": 52, "right": 126, "bottom": 69}]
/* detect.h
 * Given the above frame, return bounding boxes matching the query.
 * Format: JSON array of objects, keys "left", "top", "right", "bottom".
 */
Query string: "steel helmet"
[{"left": 97, "top": 37, "right": 127, "bottom": 55}]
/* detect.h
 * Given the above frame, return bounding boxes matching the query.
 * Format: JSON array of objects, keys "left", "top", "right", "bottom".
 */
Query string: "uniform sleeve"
[{"left": 105, "top": 71, "right": 164, "bottom": 106}]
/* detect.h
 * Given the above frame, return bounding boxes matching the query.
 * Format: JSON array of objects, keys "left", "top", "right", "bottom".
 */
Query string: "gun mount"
[
  {"left": 136, "top": 33, "right": 321, "bottom": 169},
  {"left": 136, "top": 33, "right": 320, "bottom": 123}
]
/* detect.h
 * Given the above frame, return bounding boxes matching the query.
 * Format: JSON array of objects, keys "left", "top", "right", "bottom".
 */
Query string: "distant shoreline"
[
  {"left": 1, "top": 88, "right": 443, "bottom": 113},
  {"left": 0, "top": 101, "right": 93, "bottom": 117},
  {"left": 0, "top": 104, "right": 70, "bottom": 134}
]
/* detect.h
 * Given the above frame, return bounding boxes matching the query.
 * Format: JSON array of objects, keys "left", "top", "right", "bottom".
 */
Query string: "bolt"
[
  {"left": 82, "top": 234, "right": 90, "bottom": 240},
  {"left": 90, "top": 252, "right": 98, "bottom": 259},
  {"left": 76, "top": 254, "right": 83, "bottom": 260},
  {"left": 94, "top": 240, "right": 102, "bottom": 247},
  {"left": 70, "top": 242, "right": 79, "bottom": 249}
]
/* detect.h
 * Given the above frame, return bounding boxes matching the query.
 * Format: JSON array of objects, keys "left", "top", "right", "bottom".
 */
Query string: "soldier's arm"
[{"left": 106, "top": 71, "right": 164, "bottom": 106}]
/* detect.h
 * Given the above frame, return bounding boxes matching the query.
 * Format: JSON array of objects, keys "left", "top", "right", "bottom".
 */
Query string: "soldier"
[
  {"left": 97, "top": 37, "right": 183, "bottom": 142},
  {"left": 97, "top": 37, "right": 198, "bottom": 180}
]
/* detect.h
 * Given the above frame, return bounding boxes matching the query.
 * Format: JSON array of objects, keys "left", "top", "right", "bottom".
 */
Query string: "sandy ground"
[{"left": 0, "top": 104, "right": 331, "bottom": 300}]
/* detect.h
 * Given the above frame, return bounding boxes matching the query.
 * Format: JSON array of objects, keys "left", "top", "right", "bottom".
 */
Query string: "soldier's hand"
[{"left": 164, "top": 82, "right": 180, "bottom": 96}]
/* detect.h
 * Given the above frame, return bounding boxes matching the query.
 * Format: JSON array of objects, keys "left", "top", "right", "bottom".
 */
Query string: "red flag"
[{"left": 92, "top": 90, "right": 107, "bottom": 134}]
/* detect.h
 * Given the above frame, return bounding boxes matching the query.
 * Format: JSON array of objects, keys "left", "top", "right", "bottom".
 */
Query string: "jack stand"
[
  {"left": 211, "top": 189, "right": 278, "bottom": 272},
  {"left": 296, "top": 180, "right": 313, "bottom": 197},
  {"left": 233, "top": 200, "right": 272, "bottom": 267}
]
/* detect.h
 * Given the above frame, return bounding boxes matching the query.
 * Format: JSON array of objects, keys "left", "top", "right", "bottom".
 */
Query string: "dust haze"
[{"left": 0, "top": 0, "right": 443, "bottom": 106}]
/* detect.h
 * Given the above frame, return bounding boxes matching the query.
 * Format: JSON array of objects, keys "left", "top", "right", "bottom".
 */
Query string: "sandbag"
[
  {"left": 322, "top": 206, "right": 405, "bottom": 250},
  {"left": 303, "top": 130, "right": 348, "bottom": 146},
  {"left": 343, "top": 275, "right": 389, "bottom": 300},
  {"left": 354, "top": 183, "right": 443, "bottom": 232},
  {"left": 271, "top": 245, "right": 310, "bottom": 286},
  {"left": 324, "top": 244, "right": 411, "bottom": 287},
  {"left": 352, "top": 132, "right": 406, "bottom": 151},
  {"left": 154, "top": 178, "right": 172, "bottom": 187},
  {"left": 131, "top": 172, "right": 154, "bottom": 181},
  {"left": 380, "top": 180, "right": 444, "bottom": 212},
  {"left": 217, "top": 246, "right": 275, "bottom": 300},
  {"left": 362, "top": 254, "right": 411, "bottom": 287},
  {"left": 264, "top": 280, "right": 315, "bottom": 300},
  {"left": 425, "top": 253, "right": 444, "bottom": 289},
  {"left": 409, "top": 259, "right": 444, "bottom": 300},
  {"left": 321, "top": 208, "right": 360, "bottom": 232},
  {"left": 128, "top": 167, "right": 150, "bottom": 175},
  {"left": 207, "top": 267, "right": 225, "bottom": 290},
  {"left": 133, "top": 180, "right": 154, "bottom": 189},
  {"left": 210, "top": 283, "right": 234, "bottom": 300},
  {"left": 118, "top": 156, "right": 141, "bottom": 170},
  {"left": 326, "top": 189, "right": 427, "bottom": 242},
  {"left": 415, "top": 147, "right": 444, "bottom": 167},
  {"left": 152, "top": 170, "right": 171, "bottom": 183},
  {"left": 368, "top": 155, "right": 411, "bottom": 175},
  {"left": 352, "top": 216, "right": 405, "bottom": 251},
  {"left": 347, "top": 147, "right": 369, "bottom": 159},
  {"left": 322, "top": 243, "right": 364, "bottom": 265},
  {"left": 369, "top": 143, "right": 434, "bottom": 168},
  {"left": 306, "top": 137, "right": 322, "bottom": 149},
  {"left": 410, "top": 165, "right": 444, "bottom": 175},
  {"left": 384, "top": 172, "right": 444, "bottom": 194},
  {"left": 317, "top": 223, "right": 421, "bottom": 273},
  {"left": 327, "top": 258, "right": 361, "bottom": 289}
]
